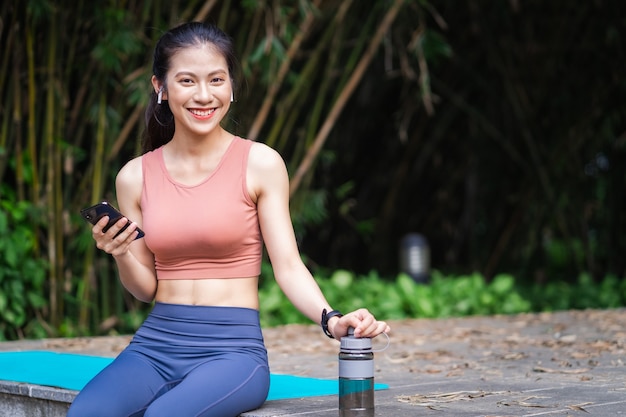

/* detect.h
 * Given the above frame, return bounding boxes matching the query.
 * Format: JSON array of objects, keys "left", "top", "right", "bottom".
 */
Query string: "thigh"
[
  {"left": 67, "top": 351, "right": 169, "bottom": 417},
  {"left": 144, "top": 355, "right": 270, "bottom": 417}
]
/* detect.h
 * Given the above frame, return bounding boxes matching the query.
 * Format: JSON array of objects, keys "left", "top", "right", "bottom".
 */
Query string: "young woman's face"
[{"left": 158, "top": 44, "right": 232, "bottom": 138}]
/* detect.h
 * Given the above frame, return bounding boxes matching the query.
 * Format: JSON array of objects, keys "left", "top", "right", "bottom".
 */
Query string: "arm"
[
  {"left": 248, "top": 143, "right": 390, "bottom": 339},
  {"left": 91, "top": 157, "right": 157, "bottom": 303}
]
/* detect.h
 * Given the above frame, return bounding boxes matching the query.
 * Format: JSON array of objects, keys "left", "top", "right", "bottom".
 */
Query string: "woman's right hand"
[{"left": 92, "top": 216, "right": 141, "bottom": 257}]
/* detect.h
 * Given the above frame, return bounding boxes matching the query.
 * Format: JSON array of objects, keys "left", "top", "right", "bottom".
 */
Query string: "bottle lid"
[{"left": 340, "top": 327, "right": 372, "bottom": 351}]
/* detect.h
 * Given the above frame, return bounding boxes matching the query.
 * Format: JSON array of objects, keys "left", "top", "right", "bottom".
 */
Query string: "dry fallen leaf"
[
  {"left": 498, "top": 396, "right": 554, "bottom": 408},
  {"left": 567, "top": 402, "right": 593, "bottom": 412},
  {"left": 397, "top": 390, "right": 507, "bottom": 407},
  {"left": 500, "top": 352, "right": 528, "bottom": 360},
  {"left": 533, "top": 366, "right": 590, "bottom": 374}
]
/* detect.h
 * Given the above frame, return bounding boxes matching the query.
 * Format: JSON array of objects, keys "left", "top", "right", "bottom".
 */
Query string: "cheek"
[{"left": 214, "top": 86, "right": 232, "bottom": 103}]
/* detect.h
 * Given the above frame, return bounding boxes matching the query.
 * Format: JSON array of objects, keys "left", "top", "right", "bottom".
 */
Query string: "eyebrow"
[{"left": 174, "top": 69, "right": 228, "bottom": 78}]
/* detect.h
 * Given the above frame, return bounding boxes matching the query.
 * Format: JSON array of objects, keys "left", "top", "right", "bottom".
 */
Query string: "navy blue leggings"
[{"left": 67, "top": 303, "right": 270, "bottom": 417}]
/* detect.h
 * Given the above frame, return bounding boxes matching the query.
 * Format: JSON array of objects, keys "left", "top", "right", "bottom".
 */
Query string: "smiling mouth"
[{"left": 188, "top": 108, "right": 216, "bottom": 117}]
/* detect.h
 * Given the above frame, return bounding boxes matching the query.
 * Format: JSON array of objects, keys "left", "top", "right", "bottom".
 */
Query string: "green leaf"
[
  {"left": 490, "top": 274, "right": 514, "bottom": 295},
  {"left": 0, "top": 292, "right": 7, "bottom": 312},
  {"left": 27, "top": 292, "right": 47, "bottom": 309},
  {"left": 331, "top": 269, "right": 353, "bottom": 290}
]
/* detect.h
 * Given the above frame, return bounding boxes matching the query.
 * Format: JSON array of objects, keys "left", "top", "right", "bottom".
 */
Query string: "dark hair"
[{"left": 141, "top": 22, "right": 239, "bottom": 153}]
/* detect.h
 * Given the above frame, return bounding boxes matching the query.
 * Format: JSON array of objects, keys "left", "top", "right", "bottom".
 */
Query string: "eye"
[
  {"left": 179, "top": 78, "right": 194, "bottom": 84},
  {"left": 211, "top": 77, "right": 226, "bottom": 84}
]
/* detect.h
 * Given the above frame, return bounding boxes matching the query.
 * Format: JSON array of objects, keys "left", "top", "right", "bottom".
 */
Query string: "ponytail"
[{"left": 142, "top": 90, "right": 175, "bottom": 153}]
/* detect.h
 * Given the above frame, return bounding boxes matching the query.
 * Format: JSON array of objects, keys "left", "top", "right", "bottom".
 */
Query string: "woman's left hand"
[{"left": 330, "top": 308, "right": 390, "bottom": 339}]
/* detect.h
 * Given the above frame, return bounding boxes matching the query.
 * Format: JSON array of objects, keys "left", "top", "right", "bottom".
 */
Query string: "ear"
[{"left": 151, "top": 76, "right": 167, "bottom": 100}]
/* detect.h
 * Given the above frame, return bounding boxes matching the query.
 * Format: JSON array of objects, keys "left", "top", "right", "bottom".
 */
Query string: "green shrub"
[
  {"left": 522, "top": 273, "right": 626, "bottom": 312},
  {"left": 258, "top": 268, "right": 624, "bottom": 327},
  {"left": 0, "top": 197, "right": 49, "bottom": 340}
]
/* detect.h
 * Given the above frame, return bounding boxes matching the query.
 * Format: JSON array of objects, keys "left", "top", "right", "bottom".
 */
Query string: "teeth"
[{"left": 189, "top": 109, "right": 215, "bottom": 116}]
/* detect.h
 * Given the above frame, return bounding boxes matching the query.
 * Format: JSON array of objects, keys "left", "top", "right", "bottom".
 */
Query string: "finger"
[
  {"left": 105, "top": 217, "right": 130, "bottom": 238},
  {"left": 93, "top": 215, "right": 110, "bottom": 234},
  {"left": 93, "top": 218, "right": 135, "bottom": 253},
  {"left": 121, "top": 224, "right": 140, "bottom": 244},
  {"left": 372, "top": 321, "right": 390, "bottom": 336},
  {"left": 354, "top": 319, "right": 379, "bottom": 337},
  {"left": 348, "top": 311, "right": 377, "bottom": 337},
  {"left": 115, "top": 221, "right": 139, "bottom": 242}
]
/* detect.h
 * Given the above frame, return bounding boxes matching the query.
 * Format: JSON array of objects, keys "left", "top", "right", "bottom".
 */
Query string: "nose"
[{"left": 194, "top": 82, "right": 213, "bottom": 103}]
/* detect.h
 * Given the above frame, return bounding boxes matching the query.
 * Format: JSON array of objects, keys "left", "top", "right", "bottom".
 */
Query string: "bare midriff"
[{"left": 155, "top": 276, "right": 260, "bottom": 309}]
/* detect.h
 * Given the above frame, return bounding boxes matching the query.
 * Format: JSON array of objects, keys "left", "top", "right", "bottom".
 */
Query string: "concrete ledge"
[
  {"left": 0, "top": 380, "right": 73, "bottom": 417},
  {"left": 0, "top": 378, "right": 332, "bottom": 417}
]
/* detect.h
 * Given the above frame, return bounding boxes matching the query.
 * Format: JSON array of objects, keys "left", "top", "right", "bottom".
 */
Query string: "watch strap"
[{"left": 321, "top": 308, "right": 343, "bottom": 338}]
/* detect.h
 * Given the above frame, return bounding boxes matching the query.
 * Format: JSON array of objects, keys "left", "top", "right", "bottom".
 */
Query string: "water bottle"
[{"left": 338, "top": 327, "right": 375, "bottom": 417}]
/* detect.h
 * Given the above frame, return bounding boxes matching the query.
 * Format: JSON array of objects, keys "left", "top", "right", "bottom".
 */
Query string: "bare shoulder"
[
  {"left": 115, "top": 156, "right": 143, "bottom": 207},
  {"left": 246, "top": 141, "right": 288, "bottom": 200},
  {"left": 248, "top": 140, "right": 285, "bottom": 172},
  {"left": 116, "top": 156, "right": 142, "bottom": 186}
]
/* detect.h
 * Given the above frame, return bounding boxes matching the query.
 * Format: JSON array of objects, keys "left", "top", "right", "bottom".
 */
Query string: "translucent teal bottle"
[{"left": 338, "top": 328, "right": 374, "bottom": 417}]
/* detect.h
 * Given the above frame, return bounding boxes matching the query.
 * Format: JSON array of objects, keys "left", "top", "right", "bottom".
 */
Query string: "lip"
[{"left": 188, "top": 108, "right": 216, "bottom": 120}]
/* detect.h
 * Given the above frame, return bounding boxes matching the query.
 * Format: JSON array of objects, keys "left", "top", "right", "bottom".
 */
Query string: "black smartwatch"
[{"left": 321, "top": 308, "right": 343, "bottom": 339}]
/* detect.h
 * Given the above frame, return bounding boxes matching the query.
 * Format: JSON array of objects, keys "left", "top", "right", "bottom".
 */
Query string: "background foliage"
[
  {"left": 258, "top": 270, "right": 626, "bottom": 328},
  {"left": 0, "top": 0, "right": 624, "bottom": 339}
]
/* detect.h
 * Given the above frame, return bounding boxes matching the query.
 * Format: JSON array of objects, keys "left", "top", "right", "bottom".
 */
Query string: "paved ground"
[
  {"left": 254, "top": 308, "right": 626, "bottom": 416},
  {"left": 1, "top": 308, "right": 625, "bottom": 416}
]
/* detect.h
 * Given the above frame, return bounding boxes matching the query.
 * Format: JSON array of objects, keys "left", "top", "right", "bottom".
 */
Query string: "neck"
[{"left": 169, "top": 128, "right": 232, "bottom": 156}]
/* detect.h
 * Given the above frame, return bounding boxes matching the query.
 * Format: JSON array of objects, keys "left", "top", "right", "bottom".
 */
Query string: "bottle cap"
[{"left": 340, "top": 327, "right": 372, "bottom": 351}]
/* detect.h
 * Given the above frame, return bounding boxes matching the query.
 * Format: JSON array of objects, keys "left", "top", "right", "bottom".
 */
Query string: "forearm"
[
  {"left": 275, "top": 263, "right": 390, "bottom": 340},
  {"left": 113, "top": 251, "right": 157, "bottom": 303},
  {"left": 275, "top": 263, "right": 333, "bottom": 324}
]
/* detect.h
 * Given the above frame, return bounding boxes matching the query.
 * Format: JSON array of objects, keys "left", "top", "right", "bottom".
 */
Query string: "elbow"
[
  {"left": 134, "top": 287, "right": 157, "bottom": 304},
  {"left": 135, "top": 292, "right": 156, "bottom": 304},
  {"left": 126, "top": 283, "right": 157, "bottom": 304}
]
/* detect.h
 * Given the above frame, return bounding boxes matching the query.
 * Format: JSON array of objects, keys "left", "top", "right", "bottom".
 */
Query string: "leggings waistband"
[{"left": 150, "top": 302, "right": 261, "bottom": 324}]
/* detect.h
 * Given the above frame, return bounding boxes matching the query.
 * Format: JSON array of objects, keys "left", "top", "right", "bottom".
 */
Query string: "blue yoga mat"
[{"left": 0, "top": 351, "right": 387, "bottom": 400}]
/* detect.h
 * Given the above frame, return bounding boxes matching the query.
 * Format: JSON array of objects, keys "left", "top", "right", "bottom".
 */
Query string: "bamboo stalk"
[
  {"left": 192, "top": 0, "right": 218, "bottom": 22},
  {"left": 414, "top": 16, "right": 435, "bottom": 116},
  {"left": 66, "top": 61, "right": 96, "bottom": 143},
  {"left": 45, "top": 14, "right": 60, "bottom": 327},
  {"left": 0, "top": 65, "right": 15, "bottom": 186},
  {"left": 108, "top": 105, "right": 143, "bottom": 162},
  {"left": 0, "top": 5, "right": 15, "bottom": 111},
  {"left": 79, "top": 93, "right": 107, "bottom": 328},
  {"left": 9, "top": 58, "right": 24, "bottom": 200},
  {"left": 97, "top": 256, "right": 109, "bottom": 330},
  {"left": 54, "top": 83, "right": 66, "bottom": 332},
  {"left": 303, "top": 1, "right": 364, "bottom": 147},
  {"left": 240, "top": 5, "right": 264, "bottom": 66},
  {"left": 246, "top": 0, "right": 320, "bottom": 141},
  {"left": 289, "top": 0, "right": 406, "bottom": 195},
  {"left": 25, "top": 19, "right": 40, "bottom": 204},
  {"left": 217, "top": 0, "right": 232, "bottom": 31},
  {"left": 0, "top": 109, "right": 8, "bottom": 185},
  {"left": 265, "top": 0, "right": 354, "bottom": 151}
]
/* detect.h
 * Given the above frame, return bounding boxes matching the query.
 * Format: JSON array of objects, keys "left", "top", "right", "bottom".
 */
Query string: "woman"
[{"left": 68, "top": 22, "right": 389, "bottom": 417}]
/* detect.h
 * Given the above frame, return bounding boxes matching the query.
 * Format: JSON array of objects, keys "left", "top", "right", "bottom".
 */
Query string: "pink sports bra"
[{"left": 140, "top": 137, "right": 262, "bottom": 279}]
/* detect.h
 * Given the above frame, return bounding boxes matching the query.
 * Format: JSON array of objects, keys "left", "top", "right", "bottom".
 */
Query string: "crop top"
[{"left": 140, "top": 137, "right": 262, "bottom": 279}]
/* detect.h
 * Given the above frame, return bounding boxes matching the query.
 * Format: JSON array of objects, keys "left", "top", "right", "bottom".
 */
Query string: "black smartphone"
[{"left": 80, "top": 201, "right": 145, "bottom": 240}]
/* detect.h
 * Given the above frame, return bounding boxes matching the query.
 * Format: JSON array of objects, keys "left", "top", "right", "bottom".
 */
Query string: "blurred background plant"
[
  {"left": 0, "top": 192, "right": 48, "bottom": 340},
  {"left": 0, "top": 0, "right": 624, "bottom": 339}
]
